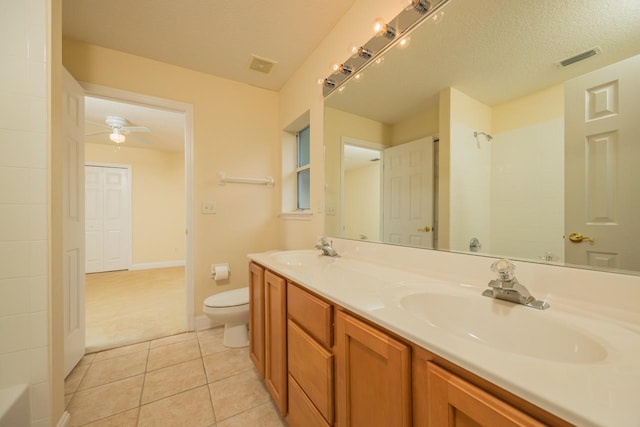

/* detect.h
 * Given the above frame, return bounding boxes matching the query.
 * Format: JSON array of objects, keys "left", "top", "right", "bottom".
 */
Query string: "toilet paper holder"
[{"left": 211, "top": 263, "right": 230, "bottom": 280}]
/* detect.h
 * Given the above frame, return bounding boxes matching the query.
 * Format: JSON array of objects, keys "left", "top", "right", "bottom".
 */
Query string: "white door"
[
  {"left": 62, "top": 68, "right": 86, "bottom": 376},
  {"left": 382, "top": 137, "right": 434, "bottom": 248},
  {"left": 85, "top": 165, "right": 131, "bottom": 273},
  {"left": 565, "top": 54, "right": 640, "bottom": 271}
]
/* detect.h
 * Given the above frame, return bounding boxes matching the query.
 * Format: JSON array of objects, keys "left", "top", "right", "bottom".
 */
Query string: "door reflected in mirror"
[{"left": 324, "top": 0, "right": 640, "bottom": 275}]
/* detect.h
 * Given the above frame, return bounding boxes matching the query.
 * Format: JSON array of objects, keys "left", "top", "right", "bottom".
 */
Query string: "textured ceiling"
[
  {"left": 326, "top": 0, "right": 640, "bottom": 124},
  {"left": 63, "top": 0, "right": 357, "bottom": 91},
  {"left": 67, "top": 0, "right": 358, "bottom": 151}
]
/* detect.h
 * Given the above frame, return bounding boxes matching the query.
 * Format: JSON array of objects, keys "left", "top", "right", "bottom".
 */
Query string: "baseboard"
[
  {"left": 195, "top": 314, "right": 222, "bottom": 331},
  {"left": 129, "top": 260, "right": 185, "bottom": 271},
  {"left": 56, "top": 411, "right": 71, "bottom": 427}
]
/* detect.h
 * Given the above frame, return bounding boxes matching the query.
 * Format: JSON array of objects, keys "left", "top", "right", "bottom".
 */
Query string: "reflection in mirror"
[{"left": 324, "top": 0, "right": 640, "bottom": 275}]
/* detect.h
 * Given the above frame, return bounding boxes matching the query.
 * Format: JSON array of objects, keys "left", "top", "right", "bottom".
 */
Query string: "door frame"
[
  {"left": 340, "top": 136, "right": 385, "bottom": 240},
  {"left": 80, "top": 82, "right": 196, "bottom": 331},
  {"left": 85, "top": 162, "right": 133, "bottom": 272}
]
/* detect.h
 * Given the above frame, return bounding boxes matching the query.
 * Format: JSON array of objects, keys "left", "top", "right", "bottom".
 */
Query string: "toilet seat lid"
[{"left": 204, "top": 287, "right": 249, "bottom": 308}]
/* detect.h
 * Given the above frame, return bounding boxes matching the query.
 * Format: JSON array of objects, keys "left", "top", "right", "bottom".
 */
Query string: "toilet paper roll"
[{"left": 213, "top": 264, "right": 229, "bottom": 281}]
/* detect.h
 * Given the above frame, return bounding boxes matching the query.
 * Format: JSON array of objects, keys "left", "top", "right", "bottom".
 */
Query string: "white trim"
[
  {"left": 195, "top": 314, "right": 222, "bottom": 331},
  {"left": 80, "top": 82, "right": 196, "bottom": 332},
  {"left": 129, "top": 260, "right": 186, "bottom": 270},
  {"left": 56, "top": 411, "right": 71, "bottom": 427},
  {"left": 279, "top": 211, "right": 313, "bottom": 221}
]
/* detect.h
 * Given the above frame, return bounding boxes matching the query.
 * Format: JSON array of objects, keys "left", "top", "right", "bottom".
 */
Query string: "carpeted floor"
[{"left": 85, "top": 266, "right": 186, "bottom": 353}]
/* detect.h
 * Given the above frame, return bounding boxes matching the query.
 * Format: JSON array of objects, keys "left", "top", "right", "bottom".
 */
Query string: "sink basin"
[
  {"left": 269, "top": 250, "right": 329, "bottom": 267},
  {"left": 399, "top": 292, "right": 607, "bottom": 363}
]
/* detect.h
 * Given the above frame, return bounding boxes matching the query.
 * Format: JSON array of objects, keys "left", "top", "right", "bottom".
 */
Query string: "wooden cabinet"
[
  {"left": 286, "top": 283, "right": 334, "bottom": 426},
  {"left": 264, "top": 270, "right": 288, "bottom": 415},
  {"left": 248, "top": 262, "right": 265, "bottom": 377},
  {"left": 250, "top": 261, "right": 570, "bottom": 427},
  {"left": 426, "top": 362, "right": 545, "bottom": 427},
  {"left": 335, "top": 310, "right": 412, "bottom": 427}
]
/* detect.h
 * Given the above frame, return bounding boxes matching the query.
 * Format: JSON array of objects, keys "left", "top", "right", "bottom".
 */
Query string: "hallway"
[{"left": 85, "top": 266, "right": 185, "bottom": 352}]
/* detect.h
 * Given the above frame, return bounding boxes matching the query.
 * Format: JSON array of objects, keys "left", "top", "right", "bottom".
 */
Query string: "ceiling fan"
[{"left": 85, "top": 116, "right": 151, "bottom": 144}]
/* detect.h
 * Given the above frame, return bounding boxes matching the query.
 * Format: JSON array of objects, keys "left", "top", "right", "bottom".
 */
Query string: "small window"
[{"left": 296, "top": 126, "right": 310, "bottom": 210}]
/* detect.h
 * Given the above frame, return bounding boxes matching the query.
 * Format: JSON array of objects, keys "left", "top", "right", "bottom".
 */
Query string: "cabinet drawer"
[
  {"left": 287, "top": 282, "right": 333, "bottom": 348},
  {"left": 287, "top": 375, "right": 331, "bottom": 427},
  {"left": 288, "top": 319, "right": 334, "bottom": 423}
]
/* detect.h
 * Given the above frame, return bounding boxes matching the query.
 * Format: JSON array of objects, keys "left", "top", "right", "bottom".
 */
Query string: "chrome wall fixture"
[{"left": 321, "top": 0, "right": 451, "bottom": 97}]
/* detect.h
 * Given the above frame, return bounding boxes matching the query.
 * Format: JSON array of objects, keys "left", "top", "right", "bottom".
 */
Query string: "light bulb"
[
  {"left": 398, "top": 37, "right": 411, "bottom": 48},
  {"left": 372, "top": 18, "right": 396, "bottom": 39},
  {"left": 109, "top": 130, "right": 126, "bottom": 144},
  {"left": 372, "top": 18, "right": 386, "bottom": 34}
]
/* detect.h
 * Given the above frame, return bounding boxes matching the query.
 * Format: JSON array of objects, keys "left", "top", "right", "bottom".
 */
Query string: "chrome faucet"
[
  {"left": 315, "top": 237, "right": 340, "bottom": 257},
  {"left": 481, "top": 259, "right": 549, "bottom": 310}
]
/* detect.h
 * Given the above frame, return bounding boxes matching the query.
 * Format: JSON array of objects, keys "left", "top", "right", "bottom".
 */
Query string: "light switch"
[{"left": 201, "top": 201, "right": 216, "bottom": 214}]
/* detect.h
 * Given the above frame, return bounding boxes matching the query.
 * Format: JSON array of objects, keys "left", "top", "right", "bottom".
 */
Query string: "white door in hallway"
[
  {"left": 85, "top": 165, "right": 131, "bottom": 273},
  {"left": 565, "top": 55, "right": 640, "bottom": 271},
  {"left": 382, "top": 137, "right": 435, "bottom": 248},
  {"left": 63, "top": 68, "right": 86, "bottom": 376}
]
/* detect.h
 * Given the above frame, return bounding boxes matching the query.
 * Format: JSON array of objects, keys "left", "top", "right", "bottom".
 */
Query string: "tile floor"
[{"left": 65, "top": 328, "right": 287, "bottom": 427}]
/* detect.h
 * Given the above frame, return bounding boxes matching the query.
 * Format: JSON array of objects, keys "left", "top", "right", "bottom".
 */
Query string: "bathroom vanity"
[{"left": 247, "top": 243, "right": 640, "bottom": 426}]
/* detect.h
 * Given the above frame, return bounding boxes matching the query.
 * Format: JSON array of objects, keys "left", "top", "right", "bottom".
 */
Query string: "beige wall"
[
  {"left": 63, "top": 40, "right": 280, "bottom": 317},
  {"left": 85, "top": 144, "right": 185, "bottom": 265},
  {"left": 391, "top": 104, "right": 440, "bottom": 146},
  {"left": 324, "top": 107, "right": 389, "bottom": 237},
  {"left": 278, "top": 0, "right": 401, "bottom": 249},
  {"left": 344, "top": 163, "right": 381, "bottom": 241},
  {"left": 492, "top": 84, "right": 564, "bottom": 134}
]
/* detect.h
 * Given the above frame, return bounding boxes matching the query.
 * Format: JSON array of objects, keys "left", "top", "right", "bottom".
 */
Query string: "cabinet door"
[
  {"left": 265, "top": 270, "right": 288, "bottom": 415},
  {"left": 427, "top": 363, "right": 545, "bottom": 427},
  {"left": 335, "top": 311, "right": 411, "bottom": 427},
  {"left": 248, "top": 262, "right": 265, "bottom": 377}
]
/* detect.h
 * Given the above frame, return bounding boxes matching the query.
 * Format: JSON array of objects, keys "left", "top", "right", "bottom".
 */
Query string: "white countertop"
[{"left": 248, "top": 248, "right": 640, "bottom": 427}]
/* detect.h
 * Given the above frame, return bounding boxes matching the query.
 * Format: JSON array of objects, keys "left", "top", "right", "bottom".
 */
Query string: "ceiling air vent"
[
  {"left": 558, "top": 47, "right": 601, "bottom": 68},
  {"left": 248, "top": 55, "right": 277, "bottom": 74}
]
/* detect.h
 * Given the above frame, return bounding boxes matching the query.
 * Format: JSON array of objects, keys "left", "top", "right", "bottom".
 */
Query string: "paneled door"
[
  {"left": 383, "top": 136, "right": 434, "bottom": 248},
  {"left": 62, "top": 68, "right": 86, "bottom": 376},
  {"left": 565, "top": 55, "right": 640, "bottom": 270},
  {"left": 85, "top": 165, "right": 131, "bottom": 273}
]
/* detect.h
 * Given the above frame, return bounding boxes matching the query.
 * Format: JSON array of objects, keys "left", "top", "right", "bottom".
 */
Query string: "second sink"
[{"left": 399, "top": 292, "right": 607, "bottom": 364}]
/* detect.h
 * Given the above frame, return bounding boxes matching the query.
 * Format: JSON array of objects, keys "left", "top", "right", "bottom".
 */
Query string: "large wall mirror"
[{"left": 324, "top": 0, "right": 640, "bottom": 275}]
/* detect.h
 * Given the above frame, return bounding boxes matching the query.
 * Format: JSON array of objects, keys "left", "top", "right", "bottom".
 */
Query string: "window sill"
[{"left": 279, "top": 211, "right": 313, "bottom": 221}]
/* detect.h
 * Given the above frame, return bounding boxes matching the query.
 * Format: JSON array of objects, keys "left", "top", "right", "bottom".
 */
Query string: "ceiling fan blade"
[
  {"left": 85, "top": 119, "right": 108, "bottom": 126},
  {"left": 129, "top": 133, "right": 153, "bottom": 144},
  {"left": 85, "top": 130, "right": 111, "bottom": 136},
  {"left": 123, "top": 126, "right": 151, "bottom": 133}
]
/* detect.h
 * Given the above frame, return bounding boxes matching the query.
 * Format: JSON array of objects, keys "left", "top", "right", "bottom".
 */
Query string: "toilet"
[{"left": 203, "top": 287, "right": 249, "bottom": 348}]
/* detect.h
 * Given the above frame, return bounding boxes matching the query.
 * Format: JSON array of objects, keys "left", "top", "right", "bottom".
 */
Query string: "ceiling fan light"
[{"left": 109, "top": 131, "right": 126, "bottom": 144}]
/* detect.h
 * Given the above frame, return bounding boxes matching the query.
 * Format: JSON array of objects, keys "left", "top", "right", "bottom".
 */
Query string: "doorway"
[
  {"left": 82, "top": 84, "right": 195, "bottom": 352},
  {"left": 341, "top": 137, "right": 385, "bottom": 241}
]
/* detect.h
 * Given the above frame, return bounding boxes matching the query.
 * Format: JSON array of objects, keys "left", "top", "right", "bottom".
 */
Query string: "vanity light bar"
[
  {"left": 412, "top": 0, "right": 432, "bottom": 15},
  {"left": 322, "top": 0, "right": 451, "bottom": 97}
]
